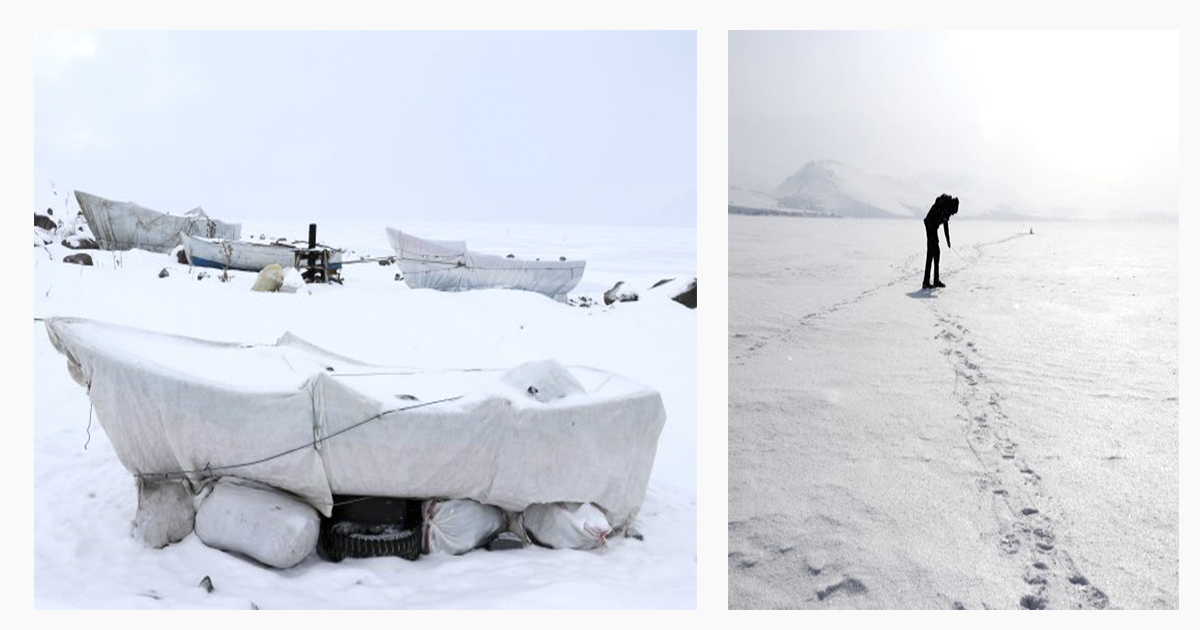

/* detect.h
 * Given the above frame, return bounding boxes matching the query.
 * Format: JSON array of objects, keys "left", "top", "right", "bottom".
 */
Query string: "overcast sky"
[
  {"left": 730, "top": 31, "right": 1178, "bottom": 219},
  {"left": 35, "top": 31, "right": 696, "bottom": 227}
]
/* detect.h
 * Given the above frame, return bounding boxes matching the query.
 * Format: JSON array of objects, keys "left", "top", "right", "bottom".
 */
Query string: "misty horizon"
[{"left": 729, "top": 31, "right": 1178, "bottom": 221}]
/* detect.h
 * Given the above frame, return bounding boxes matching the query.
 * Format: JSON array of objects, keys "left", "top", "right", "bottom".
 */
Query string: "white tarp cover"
[
  {"left": 44, "top": 318, "right": 666, "bottom": 527},
  {"left": 74, "top": 190, "right": 241, "bottom": 253},
  {"left": 387, "top": 228, "right": 586, "bottom": 301}
]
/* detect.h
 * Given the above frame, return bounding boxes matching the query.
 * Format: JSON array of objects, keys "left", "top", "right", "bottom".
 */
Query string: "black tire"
[{"left": 320, "top": 521, "right": 422, "bottom": 562}]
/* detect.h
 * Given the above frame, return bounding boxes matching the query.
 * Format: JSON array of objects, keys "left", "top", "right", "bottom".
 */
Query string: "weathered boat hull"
[{"left": 181, "top": 233, "right": 343, "bottom": 272}]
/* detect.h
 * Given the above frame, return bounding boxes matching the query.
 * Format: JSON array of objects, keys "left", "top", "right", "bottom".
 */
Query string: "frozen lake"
[{"left": 729, "top": 215, "right": 1177, "bottom": 609}]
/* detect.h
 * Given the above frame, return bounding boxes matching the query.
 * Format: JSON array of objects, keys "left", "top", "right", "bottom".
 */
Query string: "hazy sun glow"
[{"left": 947, "top": 31, "right": 1178, "bottom": 210}]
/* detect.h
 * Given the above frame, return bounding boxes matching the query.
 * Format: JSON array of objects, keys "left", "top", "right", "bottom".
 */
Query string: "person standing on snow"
[{"left": 923, "top": 194, "right": 959, "bottom": 289}]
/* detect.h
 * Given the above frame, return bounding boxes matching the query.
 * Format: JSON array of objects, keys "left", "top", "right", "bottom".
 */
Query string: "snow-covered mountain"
[
  {"left": 773, "top": 160, "right": 934, "bottom": 218},
  {"left": 731, "top": 161, "right": 1046, "bottom": 220},
  {"left": 728, "top": 185, "right": 836, "bottom": 218}
]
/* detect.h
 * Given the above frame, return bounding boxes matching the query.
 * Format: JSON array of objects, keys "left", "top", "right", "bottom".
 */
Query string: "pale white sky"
[
  {"left": 730, "top": 30, "right": 1179, "bottom": 219},
  {"left": 35, "top": 31, "right": 697, "bottom": 227}
]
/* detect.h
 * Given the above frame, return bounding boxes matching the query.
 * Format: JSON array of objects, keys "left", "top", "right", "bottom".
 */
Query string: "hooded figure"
[{"left": 923, "top": 194, "right": 959, "bottom": 289}]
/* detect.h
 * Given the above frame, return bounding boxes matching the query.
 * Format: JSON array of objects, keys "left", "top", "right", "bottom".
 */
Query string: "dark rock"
[
  {"left": 47, "top": 207, "right": 54, "bottom": 216},
  {"left": 651, "top": 278, "right": 674, "bottom": 289},
  {"left": 63, "top": 253, "right": 93, "bottom": 266},
  {"left": 568, "top": 295, "right": 596, "bottom": 308},
  {"left": 394, "top": 273, "right": 402, "bottom": 281},
  {"left": 671, "top": 279, "right": 697, "bottom": 309},
  {"left": 506, "top": 254, "right": 515, "bottom": 259},
  {"left": 559, "top": 256, "right": 566, "bottom": 261},
  {"left": 378, "top": 258, "right": 393, "bottom": 266},
  {"left": 199, "top": 575, "right": 214, "bottom": 593},
  {"left": 35, "top": 213, "right": 56, "bottom": 231},
  {"left": 603, "top": 281, "right": 639, "bottom": 305},
  {"left": 197, "top": 271, "right": 209, "bottom": 281},
  {"left": 62, "top": 236, "right": 99, "bottom": 250},
  {"left": 159, "top": 268, "right": 170, "bottom": 278},
  {"left": 175, "top": 247, "right": 189, "bottom": 265}
]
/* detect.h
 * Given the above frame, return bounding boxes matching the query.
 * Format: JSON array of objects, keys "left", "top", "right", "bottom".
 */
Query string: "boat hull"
[{"left": 181, "top": 233, "right": 343, "bottom": 272}]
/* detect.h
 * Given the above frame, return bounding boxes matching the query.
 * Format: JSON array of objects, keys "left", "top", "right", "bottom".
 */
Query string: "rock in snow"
[
  {"left": 62, "top": 235, "right": 99, "bottom": 250},
  {"left": 35, "top": 213, "right": 57, "bottom": 232},
  {"left": 604, "top": 281, "right": 639, "bottom": 305}
]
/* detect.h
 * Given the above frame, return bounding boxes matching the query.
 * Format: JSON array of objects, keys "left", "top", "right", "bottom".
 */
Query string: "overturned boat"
[
  {"left": 180, "top": 232, "right": 344, "bottom": 273},
  {"left": 74, "top": 190, "right": 241, "bottom": 253},
  {"left": 44, "top": 317, "right": 665, "bottom": 528},
  {"left": 387, "top": 228, "right": 586, "bottom": 301}
]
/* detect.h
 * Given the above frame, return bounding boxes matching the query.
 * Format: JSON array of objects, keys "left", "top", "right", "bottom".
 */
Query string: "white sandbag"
[
  {"left": 194, "top": 479, "right": 319, "bottom": 568},
  {"left": 251, "top": 263, "right": 285, "bottom": 292},
  {"left": 522, "top": 502, "right": 612, "bottom": 550},
  {"left": 134, "top": 478, "right": 195, "bottom": 549},
  {"left": 422, "top": 499, "right": 504, "bottom": 555}
]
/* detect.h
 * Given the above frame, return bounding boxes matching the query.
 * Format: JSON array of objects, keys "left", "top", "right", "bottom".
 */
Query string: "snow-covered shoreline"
[{"left": 34, "top": 220, "right": 697, "bottom": 609}]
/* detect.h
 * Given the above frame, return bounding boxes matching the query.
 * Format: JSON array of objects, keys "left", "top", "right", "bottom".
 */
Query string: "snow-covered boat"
[
  {"left": 386, "top": 228, "right": 586, "bottom": 301},
  {"left": 44, "top": 317, "right": 665, "bottom": 528},
  {"left": 180, "top": 232, "right": 344, "bottom": 272},
  {"left": 73, "top": 190, "right": 241, "bottom": 253}
]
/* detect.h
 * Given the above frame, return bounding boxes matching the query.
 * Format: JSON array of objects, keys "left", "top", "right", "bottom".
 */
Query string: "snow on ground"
[
  {"left": 34, "top": 219, "right": 696, "bottom": 609},
  {"left": 729, "top": 215, "right": 1177, "bottom": 609}
]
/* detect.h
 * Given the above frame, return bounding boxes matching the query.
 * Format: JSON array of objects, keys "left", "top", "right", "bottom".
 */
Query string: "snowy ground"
[
  {"left": 729, "top": 216, "right": 1177, "bottom": 609},
  {"left": 34, "top": 217, "right": 696, "bottom": 609}
]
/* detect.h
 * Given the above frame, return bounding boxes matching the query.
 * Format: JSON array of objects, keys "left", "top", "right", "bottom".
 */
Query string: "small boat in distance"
[
  {"left": 74, "top": 190, "right": 241, "bottom": 253},
  {"left": 386, "top": 228, "right": 585, "bottom": 301},
  {"left": 181, "top": 232, "right": 344, "bottom": 273}
]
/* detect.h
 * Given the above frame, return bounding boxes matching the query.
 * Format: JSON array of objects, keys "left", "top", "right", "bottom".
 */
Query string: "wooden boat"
[{"left": 181, "top": 232, "right": 343, "bottom": 272}]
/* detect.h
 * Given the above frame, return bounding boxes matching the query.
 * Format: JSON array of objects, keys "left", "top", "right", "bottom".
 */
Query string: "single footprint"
[
  {"left": 1079, "top": 585, "right": 1109, "bottom": 609},
  {"left": 1019, "top": 594, "right": 1047, "bottom": 610},
  {"left": 816, "top": 577, "right": 867, "bottom": 601}
]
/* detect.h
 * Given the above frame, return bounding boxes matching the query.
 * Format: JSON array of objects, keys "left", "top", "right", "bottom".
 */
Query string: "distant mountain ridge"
[
  {"left": 731, "top": 160, "right": 1046, "bottom": 220},
  {"left": 773, "top": 160, "right": 933, "bottom": 218}
]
